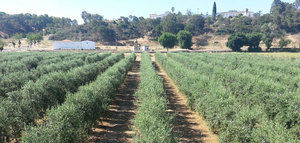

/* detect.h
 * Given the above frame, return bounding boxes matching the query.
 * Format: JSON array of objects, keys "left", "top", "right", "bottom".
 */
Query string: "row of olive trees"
[
  {"left": 226, "top": 33, "right": 291, "bottom": 52},
  {"left": 158, "top": 30, "right": 193, "bottom": 51}
]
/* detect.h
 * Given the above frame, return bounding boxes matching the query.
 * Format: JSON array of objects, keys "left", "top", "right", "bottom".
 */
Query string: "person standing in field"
[
  {"left": 12, "top": 41, "right": 16, "bottom": 48},
  {"left": 18, "top": 40, "right": 21, "bottom": 48}
]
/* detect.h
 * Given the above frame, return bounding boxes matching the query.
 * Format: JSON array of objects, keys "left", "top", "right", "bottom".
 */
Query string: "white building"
[
  {"left": 220, "top": 9, "right": 254, "bottom": 18},
  {"left": 150, "top": 11, "right": 171, "bottom": 19},
  {"left": 53, "top": 40, "right": 95, "bottom": 50}
]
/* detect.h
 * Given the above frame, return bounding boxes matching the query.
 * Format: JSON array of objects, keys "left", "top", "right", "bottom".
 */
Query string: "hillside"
[{"left": 2, "top": 33, "right": 299, "bottom": 52}]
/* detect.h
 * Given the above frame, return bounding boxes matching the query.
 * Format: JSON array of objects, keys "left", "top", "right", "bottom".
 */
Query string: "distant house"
[
  {"left": 53, "top": 40, "right": 95, "bottom": 50},
  {"left": 150, "top": 11, "right": 171, "bottom": 19},
  {"left": 220, "top": 9, "right": 254, "bottom": 18}
]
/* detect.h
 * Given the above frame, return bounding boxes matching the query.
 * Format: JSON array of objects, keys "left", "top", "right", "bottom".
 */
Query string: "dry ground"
[
  {"left": 89, "top": 55, "right": 141, "bottom": 143},
  {"left": 152, "top": 55, "right": 219, "bottom": 143}
]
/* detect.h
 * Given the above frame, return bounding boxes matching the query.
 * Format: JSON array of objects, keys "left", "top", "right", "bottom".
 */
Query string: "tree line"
[{"left": 0, "top": 0, "right": 299, "bottom": 48}]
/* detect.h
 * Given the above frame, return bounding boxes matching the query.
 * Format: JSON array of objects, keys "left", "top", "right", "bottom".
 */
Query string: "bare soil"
[
  {"left": 89, "top": 55, "right": 141, "bottom": 143},
  {"left": 152, "top": 55, "right": 219, "bottom": 143}
]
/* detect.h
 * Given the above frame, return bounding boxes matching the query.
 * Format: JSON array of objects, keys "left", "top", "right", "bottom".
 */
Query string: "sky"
[{"left": 0, "top": 0, "right": 295, "bottom": 24}]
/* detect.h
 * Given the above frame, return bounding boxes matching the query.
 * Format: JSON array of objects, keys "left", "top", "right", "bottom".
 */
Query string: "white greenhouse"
[{"left": 53, "top": 40, "right": 95, "bottom": 50}]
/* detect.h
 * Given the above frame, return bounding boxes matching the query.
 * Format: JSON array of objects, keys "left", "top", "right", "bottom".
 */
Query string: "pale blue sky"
[{"left": 0, "top": 0, "right": 295, "bottom": 23}]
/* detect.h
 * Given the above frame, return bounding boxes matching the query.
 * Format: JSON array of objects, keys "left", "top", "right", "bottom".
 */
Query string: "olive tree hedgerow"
[
  {"left": 226, "top": 33, "right": 247, "bottom": 51},
  {"left": 158, "top": 33, "right": 177, "bottom": 51},
  {"left": 177, "top": 30, "right": 193, "bottom": 49}
]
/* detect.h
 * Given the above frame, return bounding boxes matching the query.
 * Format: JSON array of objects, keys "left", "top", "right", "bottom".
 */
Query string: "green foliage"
[
  {"left": 0, "top": 53, "right": 123, "bottom": 141},
  {"left": 0, "top": 53, "right": 111, "bottom": 98},
  {"left": 156, "top": 52, "right": 300, "bottom": 143},
  {"left": 262, "top": 34, "right": 273, "bottom": 50},
  {"left": 184, "top": 15, "right": 205, "bottom": 35},
  {"left": 26, "top": 34, "right": 43, "bottom": 45},
  {"left": 133, "top": 53, "right": 176, "bottom": 143},
  {"left": 13, "top": 33, "right": 24, "bottom": 40},
  {"left": 279, "top": 38, "right": 291, "bottom": 48},
  {"left": 212, "top": 2, "right": 217, "bottom": 21},
  {"left": 97, "top": 26, "right": 116, "bottom": 43},
  {"left": 226, "top": 33, "right": 247, "bottom": 51},
  {"left": 158, "top": 33, "right": 177, "bottom": 50},
  {"left": 21, "top": 53, "right": 136, "bottom": 143},
  {"left": 177, "top": 30, "right": 193, "bottom": 49},
  {"left": 246, "top": 33, "right": 263, "bottom": 52},
  {"left": 161, "top": 13, "right": 184, "bottom": 34},
  {"left": 0, "top": 12, "right": 77, "bottom": 37}
]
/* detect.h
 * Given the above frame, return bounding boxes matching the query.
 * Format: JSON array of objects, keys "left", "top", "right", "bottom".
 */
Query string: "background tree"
[
  {"left": 149, "top": 25, "right": 162, "bottom": 40},
  {"left": 97, "top": 26, "right": 116, "bottom": 44},
  {"left": 246, "top": 33, "right": 262, "bottom": 48},
  {"left": 296, "top": 0, "right": 300, "bottom": 9},
  {"left": 177, "top": 30, "right": 193, "bottom": 49},
  {"left": 26, "top": 34, "right": 43, "bottom": 45},
  {"left": 212, "top": 2, "right": 217, "bottom": 21},
  {"left": 161, "top": 13, "right": 184, "bottom": 34},
  {"left": 184, "top": 15, "right": 205, "bottom": 35},
  {"left": 171, "top": 7, "right": 175, "bottom": 13},
  {"left": 279, "top": 38, "right": 291, "bottom": 48},
  {"left": 226, "top": 33, "right": 247, "bottom": 51},
  {"left": 271, "top": 0, "right": 284, "bottom": 13},
  {"left": 246, "top": 33, "right": 263, "bottom": 52},
  {"left": 262, "top": 35, "right": 273, "bottom": 51},
  {"left": 158, "top": 33, "right": 177, "bottom": 51}
]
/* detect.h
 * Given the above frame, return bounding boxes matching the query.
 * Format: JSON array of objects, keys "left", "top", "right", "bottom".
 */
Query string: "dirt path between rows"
[
  {"left": 152, "top": 55, "right": 219, "bottom": 143},
  {"left": 89, "top": 55, "right": 141, "bottom": 143}
]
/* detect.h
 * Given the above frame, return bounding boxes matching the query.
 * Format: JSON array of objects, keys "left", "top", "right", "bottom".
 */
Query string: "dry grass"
[{"left": 2, "top": 33, "right": 299, "bottom": 52}]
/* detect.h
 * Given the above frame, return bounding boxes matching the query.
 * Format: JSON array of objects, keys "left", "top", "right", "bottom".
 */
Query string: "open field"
[{"left": 0, "top": 51, "right": 299, "bottom": 143}]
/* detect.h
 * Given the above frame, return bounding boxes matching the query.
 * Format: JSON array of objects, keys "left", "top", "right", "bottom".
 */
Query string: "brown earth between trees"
[
  {"left": 89, "top": 55, "right": 141, "bottom": 143},
  {"left": 152, "top": 55, "right": 219, "bottom": 143}
]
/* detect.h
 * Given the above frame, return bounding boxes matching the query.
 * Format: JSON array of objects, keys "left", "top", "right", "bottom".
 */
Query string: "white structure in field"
[
  {"left": 131, "top": 45, "right": 149, "bottom": 52},
  {"left": 53, "top": 40, "right": 95, "bottom": 50},
  {"left": 141, "top": 46, "right": 149, "bottom": 51}
]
